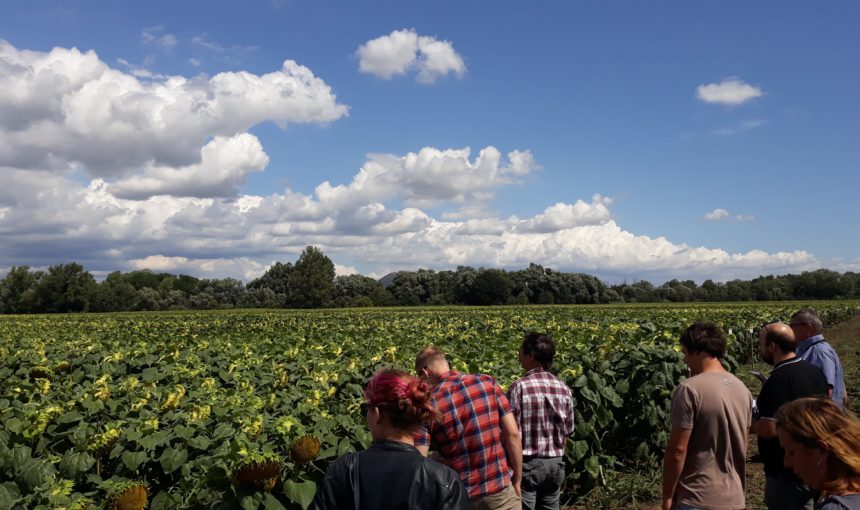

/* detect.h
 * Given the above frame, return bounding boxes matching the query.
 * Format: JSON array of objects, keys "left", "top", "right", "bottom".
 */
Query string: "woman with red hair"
[
  {"left": 777, "top": 397, "right": 860, "bottom": 509},
  {"left": 310, "top": 368, "right": 468, "bottom": 510}
]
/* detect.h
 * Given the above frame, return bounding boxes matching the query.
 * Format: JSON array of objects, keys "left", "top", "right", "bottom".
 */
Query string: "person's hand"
[
  {"left": 661, "top": 498, "right": 673, "bottom": 510},
  {"left": 512, "top": 480, "right": 521, "bottom": 498}
]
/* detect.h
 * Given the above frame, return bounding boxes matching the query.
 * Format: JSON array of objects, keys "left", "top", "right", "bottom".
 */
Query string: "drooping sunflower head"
[
  {"left": 87, "top": 427, "right": 121, "bottom": 457},
  {"left": 108, "top": 481, "right": 147, "bottom": 510},
  {"left": 68, "top": 497, "right": 93, "bottom": 510},
  {"left": 289, "top": 435, "right": 320, "bottom": 464},
  {"left": 29, "top": 366, "right": 53, "bottom": 381},
  {"left": 231, "top": 458, "right": 282, "bottom": 492}
]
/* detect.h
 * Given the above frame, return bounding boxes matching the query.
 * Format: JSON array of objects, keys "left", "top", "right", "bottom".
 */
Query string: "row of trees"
[{"left": 2, "top": 247, "right": 859, "bottom": 314}]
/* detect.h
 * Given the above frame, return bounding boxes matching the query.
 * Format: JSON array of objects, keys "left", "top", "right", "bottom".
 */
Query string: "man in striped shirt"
[{"left": 507, "top": 333, "right": 574, "bottom": 510}]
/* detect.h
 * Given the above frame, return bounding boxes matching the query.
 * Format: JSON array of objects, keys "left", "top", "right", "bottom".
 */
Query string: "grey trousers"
[
  {"left": 520, "top": 457, "right": 564, "bottom": 510},
  {"left": 764, "top": 474, "right": 815, "bottom": 510}
]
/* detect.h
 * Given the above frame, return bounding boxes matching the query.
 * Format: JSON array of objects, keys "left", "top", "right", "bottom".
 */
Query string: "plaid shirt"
[
  {"left": 507, "top": 367, "right": 574, "bottom": 457},
  {"left": 415, "top": 371, "right": 513, "bottom": 499}
]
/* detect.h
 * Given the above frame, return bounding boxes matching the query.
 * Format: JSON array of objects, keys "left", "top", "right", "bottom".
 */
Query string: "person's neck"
[
  {"left": 698, "top": 357, "right": 726, "bottom": 374},
  {"left": 771, "top": 351, "right": 796, "bottom": 366},
  {"left": 523, "top": 360, "right": 543, "bottom": 372},
  {"left": 376, "top": 431, "right": 414, "bottom": 445}
]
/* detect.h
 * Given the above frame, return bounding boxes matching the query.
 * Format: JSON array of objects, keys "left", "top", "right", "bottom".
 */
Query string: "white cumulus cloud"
[
  {"left": 0, "top": 153, "right": 822, "bottom": 284},
  {"left": 357, "top": 29, "right": 466, "bottom": 84},
  {"left": 514, "top": 195, "right": 613, "bottom": 233},
  {"left": 109, "top": 134, "right": 270, "bottom": 199},
  {"left": 0, "top": 39, "right": 348, "bottom": 180},
  {"left": 696, "top": 78, "right": 763, "bottom": 105},
  {"left": 705, "top": 208, "right": 730, "bottom": 221}
]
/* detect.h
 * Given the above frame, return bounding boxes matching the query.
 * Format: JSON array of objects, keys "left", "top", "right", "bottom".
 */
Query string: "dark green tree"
[
  {"left": 247, "top": 261, "right": 294, "bottom": 298},
  {"left": 0, "top": 266, "right": 43, "bottom": 313},
  {"left": 92, "top": 271, "right": 138, "bottom": 312},
  {"left": 469, "top": 269, "right": 513, "bottom": 305},
  {"left": 35, "top": 263, "right": 97, "bottom": 313},
  {"left": 289, "top": 246, "right": 335, "bottom": 308}
]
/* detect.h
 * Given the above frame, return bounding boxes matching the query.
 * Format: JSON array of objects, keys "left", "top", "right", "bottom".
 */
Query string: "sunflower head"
[
  {"left": 88, "top": 427, "right": 121, "bottom": 457},
  {"left": 69, "top": 497, "right": 92, "bottom": 510},
  {"left": 289, "top": 435, "right": 321, "bottom": 464},
  {"left": 54, "top": 361, "right": 72, "bottom": 374},
  {"left": 108, "top": 482, "right": 147, "bottom": 510},
  {"left": 29, "top": 366, "right": 53, "bottom": 381},
  {"left": 231, "top": 458, "right": 282, "bottom": 492}
]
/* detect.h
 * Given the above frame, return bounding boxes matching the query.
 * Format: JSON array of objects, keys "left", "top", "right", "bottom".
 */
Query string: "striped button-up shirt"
[{"left": 507, "top": 367, "right": 574, "bottom": 457}]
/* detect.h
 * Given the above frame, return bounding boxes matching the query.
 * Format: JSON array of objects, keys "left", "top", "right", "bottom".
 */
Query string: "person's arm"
[
  {"left": 441, "top": 475, "right": 470, "bottom": 510},
  {"left": 499, "top": 411, "right": 523, "bottom": 497},
  {"left": 750, "top": 418, "right": 777, "bottom": 438},
  {"left": 661, "top": 426, "right": 692, "bottom": 510},
  {"left": 415, "top": 424, "right": 431, "bottom": 457}
]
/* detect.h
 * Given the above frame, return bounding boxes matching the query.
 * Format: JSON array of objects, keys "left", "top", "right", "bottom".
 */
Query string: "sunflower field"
[{"left": 2, "top": 302, "right": 859, "bottom": 509}]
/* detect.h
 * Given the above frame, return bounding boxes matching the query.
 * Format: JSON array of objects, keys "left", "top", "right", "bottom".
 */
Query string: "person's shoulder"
[
  {"left": 476, "top": 372, "right": 498, "bottom": 382},
  {"left": 792, "top": 357, "right": 830, "bottom": 376},
  {"left": 818, "top": 494, "right": 860, "bottom": 510},
  {"left": 474, "top": 372, "right": 502, "bottom": 388},
  {"left": 537, "top": 371, "right": 572, "bottom": 391},
  {"left": 326, "top": 450, "right": 358, "bottom": 476}
]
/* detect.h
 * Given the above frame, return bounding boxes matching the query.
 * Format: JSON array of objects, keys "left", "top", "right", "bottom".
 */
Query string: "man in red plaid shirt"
[
  {"left": 415, "top": 346, "right": 523, "bottom": 510},
  {"left": 507, "top": 333, "right": 574, "bottom": 510}
]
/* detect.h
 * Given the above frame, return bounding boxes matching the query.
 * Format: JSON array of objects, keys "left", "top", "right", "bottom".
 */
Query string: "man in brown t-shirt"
[{"left": 662, "top": 322, "right": 752, "bottom": 510}]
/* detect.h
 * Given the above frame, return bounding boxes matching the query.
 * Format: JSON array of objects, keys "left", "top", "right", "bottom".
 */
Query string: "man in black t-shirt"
[{"left": 751, "top": 322, "right": 828, "bottom": 510}]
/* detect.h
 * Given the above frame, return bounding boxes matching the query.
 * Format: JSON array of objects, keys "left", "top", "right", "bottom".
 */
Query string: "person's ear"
[{"left": 371, "top": 405, "right": 385, "bottom": 425}]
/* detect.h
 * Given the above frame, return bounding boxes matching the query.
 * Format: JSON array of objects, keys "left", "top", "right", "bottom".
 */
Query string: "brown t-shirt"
[{"left": 670, "top": 371, "right": 752, "bottom": 510}]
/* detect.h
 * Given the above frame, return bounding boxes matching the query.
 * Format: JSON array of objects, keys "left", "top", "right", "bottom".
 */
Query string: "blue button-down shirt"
[{"left": 797, "top": 334, "right": 846, "bottom": 408}]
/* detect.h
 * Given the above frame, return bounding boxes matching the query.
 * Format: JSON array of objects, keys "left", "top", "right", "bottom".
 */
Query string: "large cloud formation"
[
  {"left": 0, "top": 41, "right": 824, "bottom": 283},
  {"left": 0, "top": 40, "right": 347, "bottom": 179}
]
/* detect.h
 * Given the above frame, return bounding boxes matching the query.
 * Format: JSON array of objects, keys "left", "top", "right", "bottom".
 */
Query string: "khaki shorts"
[{"left": 469, "top": 484, "right": 522, "bottom": 510}]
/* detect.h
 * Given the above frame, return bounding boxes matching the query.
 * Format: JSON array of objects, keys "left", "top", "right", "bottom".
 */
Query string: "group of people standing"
[
  {"left": 310, "top": 307, "right": 858, "bottom": 510},
  {"left": 662, "top": 307, "right": 857, "bottom": 510},
  {"left": 310, "top": 332, "right": 573, "bottom": 510}
]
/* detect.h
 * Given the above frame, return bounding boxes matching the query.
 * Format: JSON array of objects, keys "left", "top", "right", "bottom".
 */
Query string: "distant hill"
[{"left": 378, "top": 272, "right": 400, "bottom": 288}]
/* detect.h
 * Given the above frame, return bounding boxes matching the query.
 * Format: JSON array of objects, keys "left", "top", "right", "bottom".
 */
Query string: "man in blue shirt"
[{"left": 789, "top": 308, "right": 847, "bottom": 408}]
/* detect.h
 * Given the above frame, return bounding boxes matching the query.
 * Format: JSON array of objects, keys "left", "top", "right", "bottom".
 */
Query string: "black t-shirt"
[{"left": 757, "top": 356, "right": 828, "bottom": 478}]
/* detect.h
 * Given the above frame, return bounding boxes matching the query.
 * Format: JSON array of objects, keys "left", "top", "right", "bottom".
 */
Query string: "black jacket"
[{"left": 309, "top": 440, "right": 469, "bottom": 510}]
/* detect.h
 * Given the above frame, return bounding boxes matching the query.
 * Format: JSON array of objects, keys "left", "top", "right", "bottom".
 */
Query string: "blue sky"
[{"left": 1, "top": 1, "right": 858, "bottom": 283}]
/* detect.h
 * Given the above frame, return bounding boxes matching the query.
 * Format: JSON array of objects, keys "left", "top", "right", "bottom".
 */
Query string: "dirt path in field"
[{"left": 565, "top": 313, "right": 860, "bottom": 510}]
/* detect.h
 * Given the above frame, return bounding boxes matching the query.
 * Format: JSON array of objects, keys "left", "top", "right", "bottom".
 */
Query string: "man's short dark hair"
[
  {"left": 522, "top": 332, "right": 556, "bottom": 369},
  {"left": 763, "top": 326, "right": 798, "bottom": 353},
  {"left": 680, "top": 321, "right": 726, "bottom": 359}
]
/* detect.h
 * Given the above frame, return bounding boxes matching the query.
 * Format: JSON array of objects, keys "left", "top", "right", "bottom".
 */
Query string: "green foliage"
[{"left": 1, "top": 303, "right": 858, "bottom": 507}]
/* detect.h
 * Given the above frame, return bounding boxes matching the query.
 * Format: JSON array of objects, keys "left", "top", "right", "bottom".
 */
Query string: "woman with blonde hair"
[{"left": 776, "top": 397, "right": 860, "bottom": 509}]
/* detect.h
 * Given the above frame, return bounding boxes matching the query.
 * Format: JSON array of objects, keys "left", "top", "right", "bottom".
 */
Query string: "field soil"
[{"left": 567, "top": 312, "right": 860, "bottom": 510}]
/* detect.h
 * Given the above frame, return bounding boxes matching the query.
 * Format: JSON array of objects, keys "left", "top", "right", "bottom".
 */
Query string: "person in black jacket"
[{"left": 309, "top": 368, "right": 469, "bottom": 510}]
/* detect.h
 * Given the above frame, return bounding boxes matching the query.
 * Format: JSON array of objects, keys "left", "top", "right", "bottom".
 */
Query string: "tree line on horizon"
[{"left": 1, "top": 246, "right": 859, "bottom": 314}]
